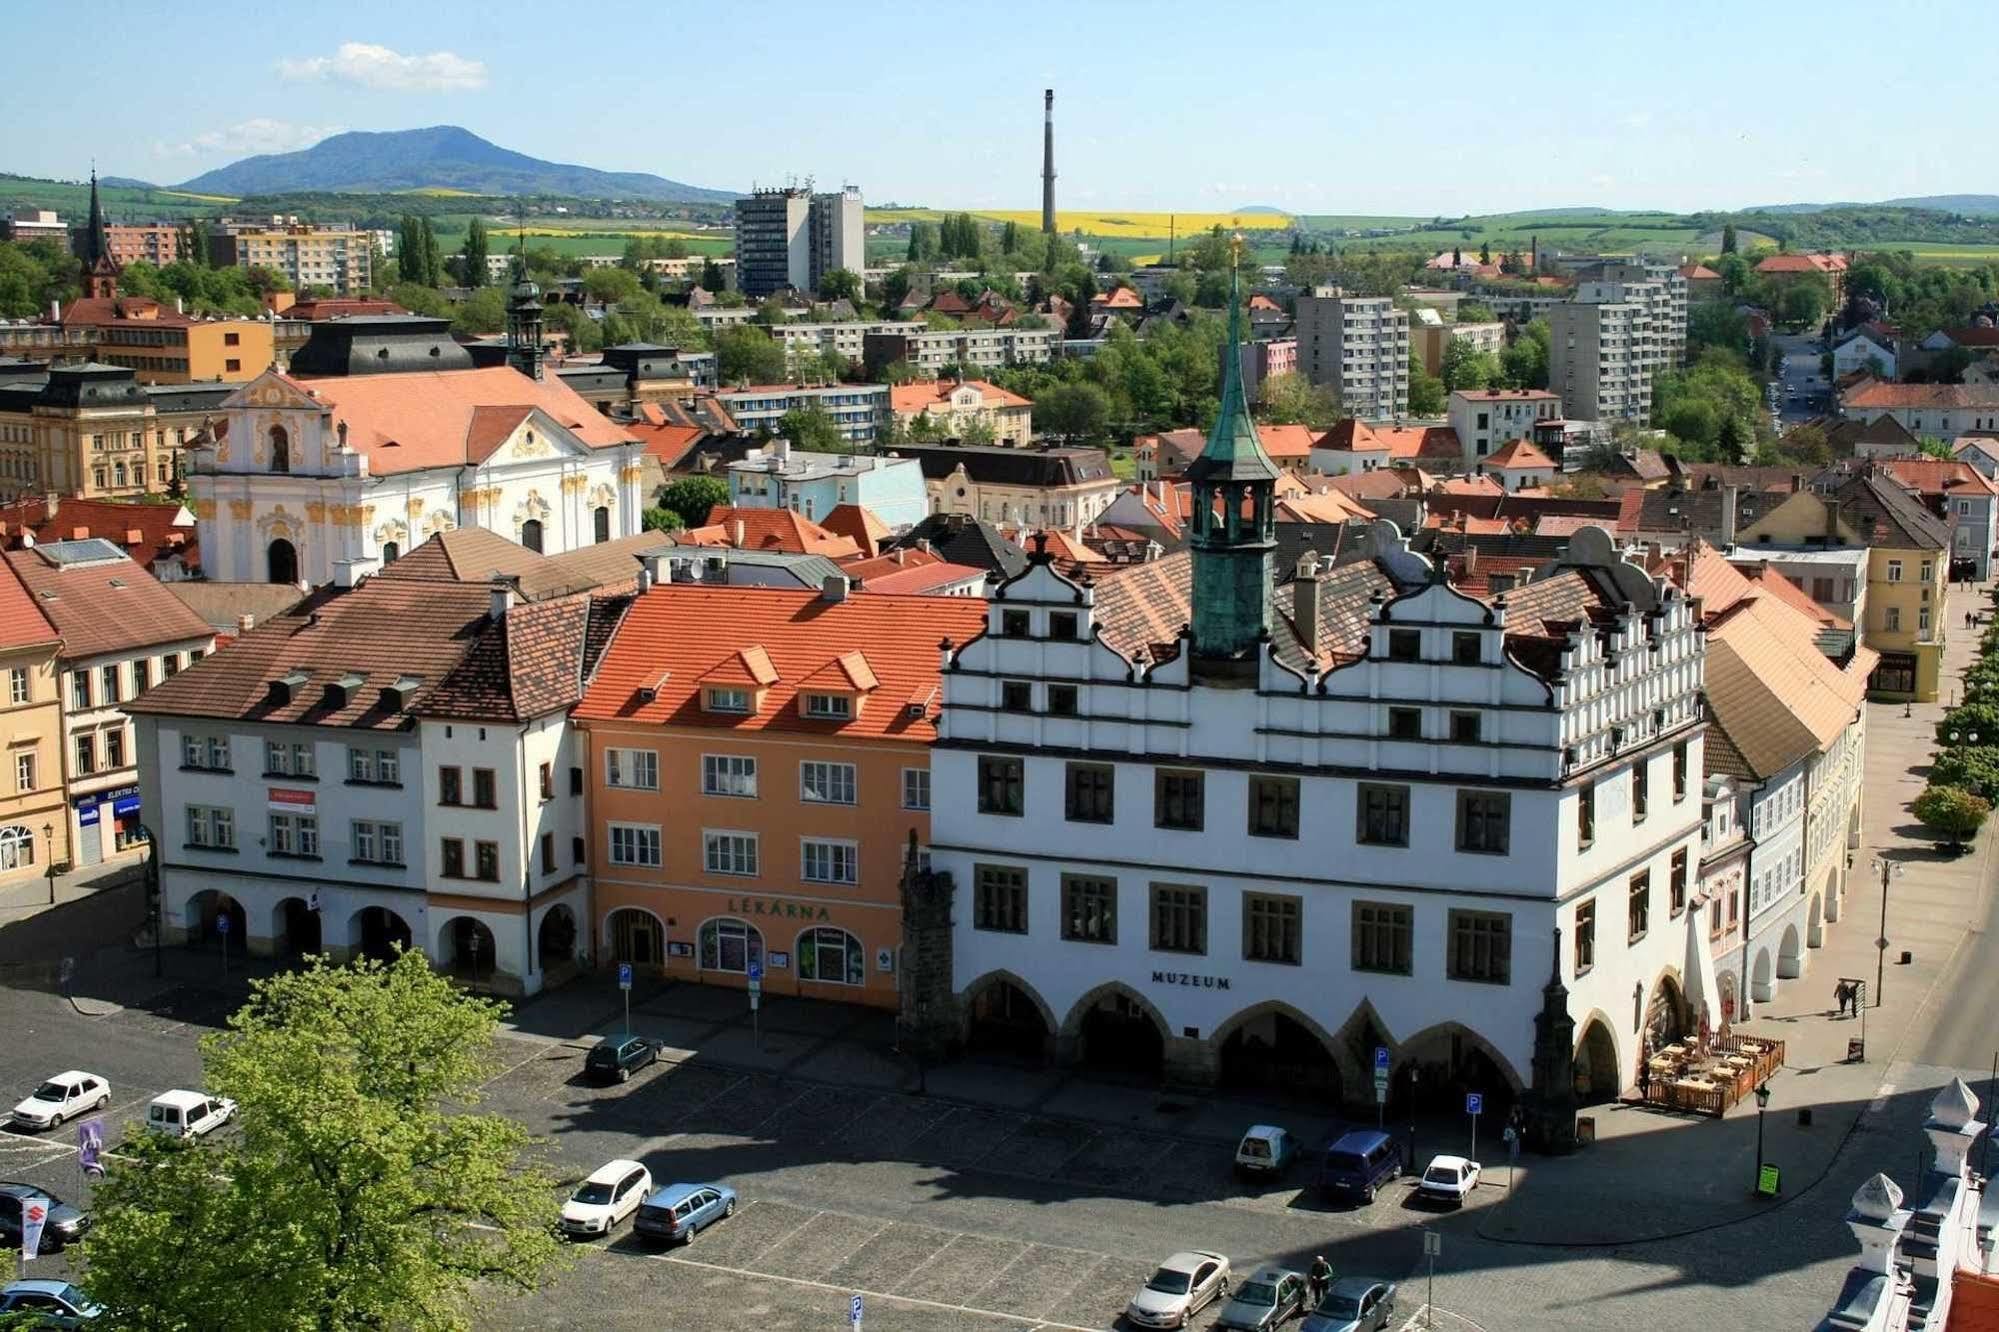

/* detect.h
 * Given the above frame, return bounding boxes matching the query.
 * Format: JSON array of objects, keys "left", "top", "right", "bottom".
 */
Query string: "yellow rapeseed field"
[{"left": 871, "top": 208, "right": 1291, "bottom": 237}]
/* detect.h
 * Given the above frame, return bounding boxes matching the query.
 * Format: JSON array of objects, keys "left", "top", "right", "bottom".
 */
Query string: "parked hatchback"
[
  {"left": 1318, "top": 1129, "right": 1402, "bottom": 1203},
  {"left": 1233, "top": 1124, "right": 1296, "bottom": 1177},
  {"left": 559, "top": 1159, "right": 651, "bottom": 1237},
  {"left": 1214, "top": 1265, "right": 1307, "bottom": 1331},
  {"left": 11, "top": 1072, "right": 109, "bottom": 1131},
  {"left": 1417, "top": 1154, "right": 1481, "bottom": 1207},
  {"left": 634, "top": 1181, "right": 737, "bottom": 1245},
  {"left": 0, "top": 1279, "right": 101, "bottom": 1326},
  {"left": 0, "top": 1183, "right": 89, "bottom": 1253},
  {"left": 584, "top": 1036, "right": 659, "bottom": 1084},
  {"left": 1302, "top": 1277, "right": 1397, "bottom": 1332}
]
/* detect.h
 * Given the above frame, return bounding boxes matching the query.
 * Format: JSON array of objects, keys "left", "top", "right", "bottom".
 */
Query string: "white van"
[{"left": 146, "top": 1090, "right": 236, "bottom": 1140}]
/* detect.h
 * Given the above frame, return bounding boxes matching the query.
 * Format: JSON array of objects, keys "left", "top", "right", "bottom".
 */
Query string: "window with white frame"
[
  {"left": 269, "top": 812, "right": 318, "bottom": 857},
  {"left": 265, "top": 740, "right": 315, "bottom": 777},
  {"left": 185, "top": 805, "right": 234, "bottom": 849},
  {"left": 605, "top": 747, "right": 659, "bottom": 790},
  {"left": 802, "top": 693, "right": 852, "bottom": 720},
  {"left": 902, "top": 767, "right": 930, "bottom": 811},
  {"left": 7, "top": 667, "right": 26, "bottom": 705},
  {"left": 348, "top": 746, "right": 402, "bottom": 785},
  {"left": 15, "top": 752, "right": 36, "bottom": 793},
  {"left": 704, "top": 831, "right": 758, "bottom": 876},
  {"left": 351, "top": 820, "right": 404, "bottom": 866},
  {"left": 182, "top": 733, "right": 231, "bottom": 771},
  {"left": 800, "top": 761, "right": 856, "bottom": 805},
  {"left": 608, "top": 823, "right": 662, "bottom": 867},
  {"left": 701, "top": 754, "right": 758, "bottom": 798},
  {"left": 802, "top": 839, "right": 858, "bottom": 885},
  {"left": 705, "top": 687, "right": 751, "bottom": 714}
]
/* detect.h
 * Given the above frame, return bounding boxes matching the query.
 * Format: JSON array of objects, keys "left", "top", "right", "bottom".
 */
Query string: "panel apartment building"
[
  {"left": 735, "top": 187, "right": 865, "bottom": 299},
  {"left": 209, "top": 220, "right": 373, "bottom": 297},
  {"left": 1293, "top": 287, "right": 1409, "bottom": 420}
]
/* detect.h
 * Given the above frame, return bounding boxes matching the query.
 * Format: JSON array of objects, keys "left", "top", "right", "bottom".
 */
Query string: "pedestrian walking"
[{"left": 1308, "top": 1255, "right": 1332, "bottom": 1308}]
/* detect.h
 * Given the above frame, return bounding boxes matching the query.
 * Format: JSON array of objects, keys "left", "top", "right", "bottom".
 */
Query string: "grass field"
[{"left": 871, "top": 207, "right": 1294, "bottom": 236}]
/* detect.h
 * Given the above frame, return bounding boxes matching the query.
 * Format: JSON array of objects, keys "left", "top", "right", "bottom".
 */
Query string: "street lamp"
[
  {"left": 1752, "top": 1081, "right": 1772, "bottom": 1195},
  {"left": 468, "top": 929, "right": 484, "bottom": 992},
  {"left": 1871, "top": 855, "right": 1905, "bottom": 1009},
  {"left": 41, "top": 822, "right": 54, "bottom": 906}
]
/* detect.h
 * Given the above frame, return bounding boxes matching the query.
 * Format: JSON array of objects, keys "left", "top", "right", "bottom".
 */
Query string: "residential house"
[
  {"left": 1475, "top": 439, "right": 1559, "bottom": 492},
  {"left": 7, "top": 540, "right": 214, "bottom": 869},
  {"left": 724, "top": 440, "right": 928, "bottom": 530},
  {"left": 893, "top": 442, "right": 1119, "bottom": 534},
  {"left": 1833, "top": 327, "right": 1899, "bottom": 381},
  {"left": 0, "top": 495, "right": 199, "bottom": 580},
  {"left": 1308, "top": 419, "right": 1462, "bottom": 476},
  {"left": 0, "top": 555, "right": 65, "bottom": 884},
  {"left": 889, "top": 380, "right": 1034, "bottom": 447},
  {"left": 1449, "top": 389, "right": 1563, "bottom": 466},
  {"left": 1840, "top": 381, "right": 1999, "bottom": 443},
  {"left": 682, "top": 506, "right": 865, "bottom": 560},
  {"left": 574, "top": 581, "right": 985, "bottom": 1010}
]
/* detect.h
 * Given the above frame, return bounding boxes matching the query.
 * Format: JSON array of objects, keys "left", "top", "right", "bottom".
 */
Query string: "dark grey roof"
[
  {"left": 886, "top": 513, "right": 1028, "bottom": 578},
  {"left": 554, "top": 366, "right": 626, "bottom": 394},
  {"left": 601, "top": 343, "right": 704, "bottom": 378},
  {"left": 144, "top": 383, "right": 234, "bottom": 413},
  {"left": 1835, "top": 471, "right": 1951, "bottom": 550},
  {"left": 889, "top": 442, "right": 1113, "bottom": 487},
  {"left": 34, "top": 362, "right": 145, "bottom": 409},
  {"left": 285, "top": 316, "right": 475, "bottom": 377}
]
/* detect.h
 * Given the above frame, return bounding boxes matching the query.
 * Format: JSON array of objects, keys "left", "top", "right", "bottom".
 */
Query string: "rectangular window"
[
  {"left": 1248, "top": 775, "right": 1300, "bottom": 838},
  {"left": 269, "top": 812, "right": 318, "bottom": 858},
  {"left": 541, "top": 832, "right": 556, "bottom": 873},
  {"left": 1452, "top": 631, "right": 1482, "bottom": 665},
  {"left": 1000, "top": 680, "right": 1033, "bottom": 713},
  {"left": 1001, "top": 609, "right": 1030, "bottom": 637},
  {"left": 606, "top": 748, "right": 659, "bottom": 790},
  {"left": 1673, "top": 742, "right": 1688, "bottom": 801},
  {"left": 104, "top": 726, "right": 125, "bottom": 768},
  {"left": 73, "top": 731, "right": 95, "bottom": 776},
  {"left": 1149, "top": 883, "right": 1207, "bottom": 954},
  {"left": 802, "top": 839, "right": 859, "bottom": 885},
  {"left": 1065, "top": 762, "right": 1115, "bottom": 823},
  {"left": 1049, "top": 611, "right": 1080, "bottom": 640},
  {"left": 1047, "top": 684, "right": 1079, "bottom": 717},
  {"left": 472, "top": 768, "right": 496, "bottom": 809},
  {"left": 99, "top": 664, "right": 119, "bottom": 704},
  {"left": 1456, "top": 790, "right": 1511, "bottom": 854},
  {"left": 185, "top": 805, "right": 234, "bottom": 849},
  {"left": 706, "top": 687, "right": 751, "bottom": 714},
  {"left": 1450, "top": 711, "right": 1481, "bottom": 743},
  {"left": 803, "top": 693, "right": 852, "bottom": 720},
  {"left": 476, "top": 841, "right": 501, "bottom": 879},
  {"left": 439, "top": 766, "right": 462, "bottom": 805},
  {"left": 7, "top": 667, "right": 27, "bottom": 705},
  {"left": 1243, "top": 893, "right": 1302, "bottom": 965},
  {"left": 15, "top": 752, "right": 34, "bottom": 792},
  {"left": 1154, "top": 769, "right": 1204, "bottom": 830},
  {"left": 1886, "top": 559, "right": 1902, "bottom": 583},
  {"left": 70, "top": 672, "right": 90, "bottom": 710},
  {"left": 800, "top": 760, "right": 857, "bottom": 805},
  {"left": 1578, "top": 783, "right": 1596, "bottom": 849},
  {"left": 1447, "top": 909, "right": 1511, "bottom": 984},
  {"left": 538, "top": 762, "right": 553, "bottom": 801},
  {"left": 1357, "top": 782, "right": 1409, "bottom": 846},
  {"left": 978, "top": 755, "right": 1024, "bottom": 815},
  {"left": 1670, "top": 848, "right": 1689, "bottom": 915},
  {"left": 352, "top": 820, "right": 403, "bottom": 866},
  {"left": 701, "top": 754, "right": 758, "bottom": 797},
  {"left": 1351, "top": 900, "right": 1413, "bottom": 974},
  {"left": 161, "top": 653, "right": 179, "bottom": 679},
  {"left": 1632, "top": 760, "right": 1649, "bottom": 821},
  {"left": 441, "top": 838, "right": 465, "bottom": 877},
  {"left": 348, "top": 747, "right": 372, "bottom": 782},
  {"left": 608, "top": 823, "right": 662, "bottom": 867},
  {"left": 1387, "top": 628, "right": 1421, "bottom": 661},
  {"left": 973, "top": 864, "right": 1028, "bottom": 933},
  {"left": 1387, "top": 707, "right": 1422, "bottom": 740},
  {"left": 703, "top": 831, "right": 758, "bottom": 876},
  {"left": 1628, "top": 871, "right": 1651, "bottom": 943},
  {"left": 1575, "top": 900, "right": 1596, "bottom": 974},
  {"left": 1060, "top": 874, "right": 1116, "bottom": 944},
  {"left": 902, "top": 767, "right": 931, "bottom": 811},
  {"left": 130, "top": 657, "right": 150, "bottom": 693}
]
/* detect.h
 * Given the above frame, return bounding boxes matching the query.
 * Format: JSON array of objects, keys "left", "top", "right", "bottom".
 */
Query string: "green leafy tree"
[
  {"left": 1439, "top": 339, "right": 1501, "bottom": 392},
  {"left": 461, "top": 217, "right": 490, "bottom": 289},
  {"left": 880, "top": 358, "right": 920, "bottom": 386},
  {"left": 713, "top": 325, "right": 787, "bottom": 385},
  {"left": 1919, "top": 435, "right": 1954, "bottom": 460},
  {"left": 698, "top": 258, "right": 726, "bottom": 292},
  {"left": 1932, "top": 748, "right": 1999, "bottom": 803},
  {"left": 397, "top": 214, "right": 422, "bottom": 284},
  {"left": 0, "top": 238, "right": 81, "bottom": 318},
  {"left": 905, "top": 221, "right": 938, "bottom": 263},
  {"left": 1501, "top": 318, "right": 1551, "bottom": 389},
  {"left": 658, "top": 475, "right": 731, "bottom": 528},
  {"left": 818, "top": 268, "right": 861, "bottom": 301},
  {"left": 1720, "top": 223, "right": 1738, "bottom": 254},
  {"left": 1037, "top": 381, "right": 1112, "bottom": 441},
  {"left": 1407, "top": 350, "right": 1447, "bottom": 415},
  {"left": 1716, "top": 413, "right": 1748, "bottom": 465},
  {"left": 79, "top": 952, "right": 563, "bottom": 1332},
  {"left": 1913, "top": 784, "right": 1990, "bottom": 846},
  {"left": 451, "top": 286, "right": 508, "bottom": 336},
  {"left": 1776, "top": 275, "right": 1829, "bottom": 328},
  {"left": 958, "top": 416, "right": 998, "bottom": 446},
  {"left": 1456, "top": 301, "right": 1498, "bottom": 323},
  {"left": 1000, "top": 219, "right": 1020, "bottom": 254},
  {"left": 641, "top": 506, "right": 684, "bottom": 533},
  {"left": 1478, "top": 241, "right": 1492, "bottom": 265},
  {"left": 1935, "top": 704, "right": 1999, "bottom": 747},
  {"left": 777, "top": 405, "right": 846, "bottom": 452},
  {"left": 1257, "top": 372, "right": 1342, "bottom": 429}
]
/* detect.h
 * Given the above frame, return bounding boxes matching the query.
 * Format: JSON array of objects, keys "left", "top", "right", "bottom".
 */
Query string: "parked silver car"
[{"left": 1125, "top": 1250, "right": 1230, "bottom": 1328}]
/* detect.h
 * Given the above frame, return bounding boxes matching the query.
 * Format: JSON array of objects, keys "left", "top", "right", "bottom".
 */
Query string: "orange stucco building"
[{"left": 575, "top": 580, "right": 984, "bottom": 1010}]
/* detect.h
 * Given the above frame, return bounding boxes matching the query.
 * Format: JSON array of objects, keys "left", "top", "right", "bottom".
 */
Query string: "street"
[{"left": 1772, "top": 331, "right": 1828, "bottom": 426}]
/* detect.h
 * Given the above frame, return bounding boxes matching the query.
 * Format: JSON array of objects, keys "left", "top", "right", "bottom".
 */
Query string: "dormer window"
[
  {"left": 803, "top": 692, "right": 852, "bottom": 720},
  {"left": 1387, "top": 629, "right": 1421, "bottom": 662},
  {"left": 706, "top": 687, "right": 751, "bottom": 714}
]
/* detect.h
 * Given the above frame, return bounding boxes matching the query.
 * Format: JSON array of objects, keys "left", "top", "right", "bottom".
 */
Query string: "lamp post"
[
  {"left": 1752, "top": 1081, "right": 1772, "bottom": 1194},
  {"left": 468, "top": 929, "right": 484, "bottom": 993},
  {"left": 1871, "top": 855, "right": 1904, "bottom": 1007},
  {"left": 42, "top": 822, "right": 55, "bottom": 905}
]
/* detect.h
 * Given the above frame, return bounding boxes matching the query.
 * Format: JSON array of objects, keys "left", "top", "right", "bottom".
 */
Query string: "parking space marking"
[{"left": 645, "top": 1247, "right": 1106, "bottom": 1332}]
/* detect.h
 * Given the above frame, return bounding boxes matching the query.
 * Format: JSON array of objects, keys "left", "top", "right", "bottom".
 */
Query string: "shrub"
[
  {"left": 1930, "top": 747, "right": 1999, "bottom": 803},
  {"left": 1935, "top": 703, "right": 1999, "bottom": 748},
  {"left": 1913, "top": 784, "right": 1990, "bottom": 843}
]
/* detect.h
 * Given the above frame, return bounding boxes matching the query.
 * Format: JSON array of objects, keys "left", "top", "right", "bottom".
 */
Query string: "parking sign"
[
  {"left": 850, "top": 1293, "right": 863, "bottom": 1329},
  {"left": 1465, "top": 1092, "right": 1483, "bottom": 1116},
  {"left": 1373, "top": 1045, "right": 1389, "bottom": 1071},
  {"left": 617, "top": 962, "right": 633, "bottom": 991}
]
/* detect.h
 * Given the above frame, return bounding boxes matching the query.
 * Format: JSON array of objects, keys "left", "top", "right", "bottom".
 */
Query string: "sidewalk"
[{"left": 1479, "top": 578, "right": 1999, "bottom": 1245}]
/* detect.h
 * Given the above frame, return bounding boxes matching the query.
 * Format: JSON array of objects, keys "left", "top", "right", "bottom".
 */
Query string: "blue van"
[{"left": 1318, "top": 1130, "right": 1402, "bottom": 1203}]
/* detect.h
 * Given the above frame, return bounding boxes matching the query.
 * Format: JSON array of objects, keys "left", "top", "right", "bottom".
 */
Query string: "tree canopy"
[
  {"left": 656, "top": 474, "right": 730, "bottom": 529},
  {"left": 713, "top": 324, "right": 787, "bottom": 385}
]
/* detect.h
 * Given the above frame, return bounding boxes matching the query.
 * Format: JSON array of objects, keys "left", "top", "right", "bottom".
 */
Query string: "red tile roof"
[
  {"left": 821, "top": 504, "right": 891, "bottom": 559},
  {"left": 0, "top": 497, "right": 198, "bottom": 574},
  {"left": 57, "top": 295, "right": 194, "bottom": 328},
  {"left": 1256, "top": 423, "right": 1316, "bottom": 461},
  {"left": 575, "top": 585, "right": 985, "bottom": 739},
  {"left": 5, "top": 545, "right": 212, "bottom": 660},
  {"left": 1314, "top": 419, "right": 1461, "bottom": 463},
  {"left": 1875, "top": 457, "right": 1999, "bottom": 497},
  {"left": 1453, "top": 389, "right": 1559, "bottom": 402},
  {"left": 686, "top": 506, "right": 864, "bottom": 559},
  {"left": 0, "top": 554, "right": 57, "bottom": 651},
  {"left": 888, "top": 379, "right": 1031, "bottom": 413},
  {"left": 632, "top": 421, "right": 706, "bottom": 470},
  {"left": 1484, "top": 438, "right": 1556, "bottom": 469},
  {"left": 1844, "top": 381, "right": 1999, "bottom": 410}
]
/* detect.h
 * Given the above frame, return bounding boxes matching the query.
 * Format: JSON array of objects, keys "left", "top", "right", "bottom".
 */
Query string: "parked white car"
[
  {"left": 1416, "top": 1154, "right": 1481, "bottom": 1207},
  {"left": 11, "top": 1072, "right": 109, "bottom": 1131},
  {"left": 146, "top": 1090, "right": 237, "bottom": 1140},
  {"left": 1126, "top": 1250, "right": 1231, "bottom": 1328},
  {"left": 560, "top": 1159, "right": 652, "bottom": 1237}
]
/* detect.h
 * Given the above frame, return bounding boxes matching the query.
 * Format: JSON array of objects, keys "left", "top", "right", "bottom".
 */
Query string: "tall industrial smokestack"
[{"left": 1041, "top": 89, "right": 1056, "bottom": 235}]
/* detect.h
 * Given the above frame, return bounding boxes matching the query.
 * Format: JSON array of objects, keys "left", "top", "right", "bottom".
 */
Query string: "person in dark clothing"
[{"left": 1308, "top": 1255, "right": 1333, "bottom": 1307}]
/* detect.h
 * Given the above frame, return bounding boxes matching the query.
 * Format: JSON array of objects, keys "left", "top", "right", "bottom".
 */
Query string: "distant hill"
[
  {"left": 177, "top": 126, "right": 733, "bottom": 204},
  {"left": 1882, "top": 194, "right": 1999, "bottom": 215},
  {"left": 98, "top": 176, "right": 156, "bottom": 190}
]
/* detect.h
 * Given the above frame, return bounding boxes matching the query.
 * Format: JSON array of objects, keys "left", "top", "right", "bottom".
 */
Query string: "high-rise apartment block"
[
  {"left": 1293, "top": 287, "right": 1409, "bottom": 420},
  {"left": 209, "top": 221, "right": 373, "bottom": 297},
  {"left": 1575, "top": 261, "right": 1688, "bottom": 369},
  {"left": 1549, "top": 299, "right": 1652, "bottom": 424},
  {"left": 735, "top": 187, "right": 865, "bottom": 299}
]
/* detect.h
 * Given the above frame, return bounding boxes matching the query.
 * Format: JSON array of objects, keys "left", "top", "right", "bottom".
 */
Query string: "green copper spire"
[{"left": 1187, "top": 238, "right": 1277, "bottom": 664}]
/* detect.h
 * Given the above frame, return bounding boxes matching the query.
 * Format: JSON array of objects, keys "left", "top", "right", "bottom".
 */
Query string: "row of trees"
[{"left": 1920, "top": 620, "right": 1999, "bottom": 846}]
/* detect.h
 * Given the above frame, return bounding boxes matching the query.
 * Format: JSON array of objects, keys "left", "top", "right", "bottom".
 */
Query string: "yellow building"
[
  {"left": 86, "top": 310, "right": 274, "bottom": 384},
  {"left": 0, "top": 362, "right": 233, "bottom": 503},
  {"left": 0, "top": 555, "right": 68, "bottom": 886},
  {"left": 1739, "top": 470, "right": 1951, "bottom": 700}
]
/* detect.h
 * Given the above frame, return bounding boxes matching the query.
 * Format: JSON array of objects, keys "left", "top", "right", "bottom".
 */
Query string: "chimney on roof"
[
  {"left": 237, "top": 613, "right": 255, "bottom": 634},
  {"left": 1294, "top": 552, "right": 1323, "bottom": 651},
  {"left": 489, "top": 574, "right": 516, "bottom": 619},
  {"left": 732, "top": 518, "right": 746, "bottom": 546},
  {"left": 642, "top": 551, "right": 671, "bottom": 588},
  {"left": 1720, "top": 484, "right": 1739, "bottom": 547},
  {"left": 821, "top": 573, "right": 850, "bottom": 603},
  {"left": 43, "top": 492, "right": 56, "bottom": 520}
]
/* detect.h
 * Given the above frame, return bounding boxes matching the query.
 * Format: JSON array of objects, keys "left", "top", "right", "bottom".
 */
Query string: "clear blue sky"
[{"left": 4, "top": 0, "right": 1990, "bottom": 216}]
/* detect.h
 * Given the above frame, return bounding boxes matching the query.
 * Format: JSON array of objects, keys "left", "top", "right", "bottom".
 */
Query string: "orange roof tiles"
[
  {"left": 1435, "top": 475, "right": 1505, "bottom": 496},
  {"left": 0, "top": 497, "right": 198, "bottom": 574},
  {"left": 1875, "top": 457, "right": 1999, "bottom": 497},
  {"left": 0, "top": 554, "right": 57, "bottom": 651},
  {"left": 799, "top": 649, "right": 879, "bottom": 693},
  {"left": 848, "top": 558, "right": 988, "bottom": 595},
  {"left": 821, "top": 503, "right": 891, "bottom": 559},
  {"left": 576, "top": 585, "right": 985, "bottom": 740},
  {"left": 1484, "top": 438, "right": 1556, "bottom": 469},
  {"left": 888, "top": 379, "right": 1031, "bottom": 413},
  {"left": 688, "top": 506, "right": 864, "bottom": 559},
  {"left": 633, "top": 421, "right": 706, "bottom": 470},
  {"left": 5, "top": 545, "right": 212, "bottom": 659},
  {"left": 1093, "top": 287, "right": 1144, "bottom": 309},
  {"left": 1314, "top": 419, "right": 1462, "bottom": 463},
  {"left": 1844, "top": 381, "right": 1999, "bottom": 410},
  {"left": 700, "top": 644, "right": 780, "bottom": 688},
  {"left": 1256, "top": 424, "right": 1315, "bottom": 461},
  {"left": 256, "top": 366, "right": 634, "bottom": 476}
]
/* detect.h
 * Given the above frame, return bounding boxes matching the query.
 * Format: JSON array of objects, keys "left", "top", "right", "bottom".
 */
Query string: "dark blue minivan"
[{"left": 1318, "top": 1130, "right": 1402, "bottom": 1203}]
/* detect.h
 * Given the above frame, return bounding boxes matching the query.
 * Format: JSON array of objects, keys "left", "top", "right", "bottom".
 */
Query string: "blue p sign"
[
  {"left": 850, "top": 1293, "right": 863, "bottom": 1326},
  {"left": 1465, "top": 1092, "right": 1483, "bottom": 1116},
  {"left": 1374, "top": 1045, "right": 1390, "bottom": 1071},
  {"left": 617, "top": 962, "right": 633, "bottom": 990}
]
